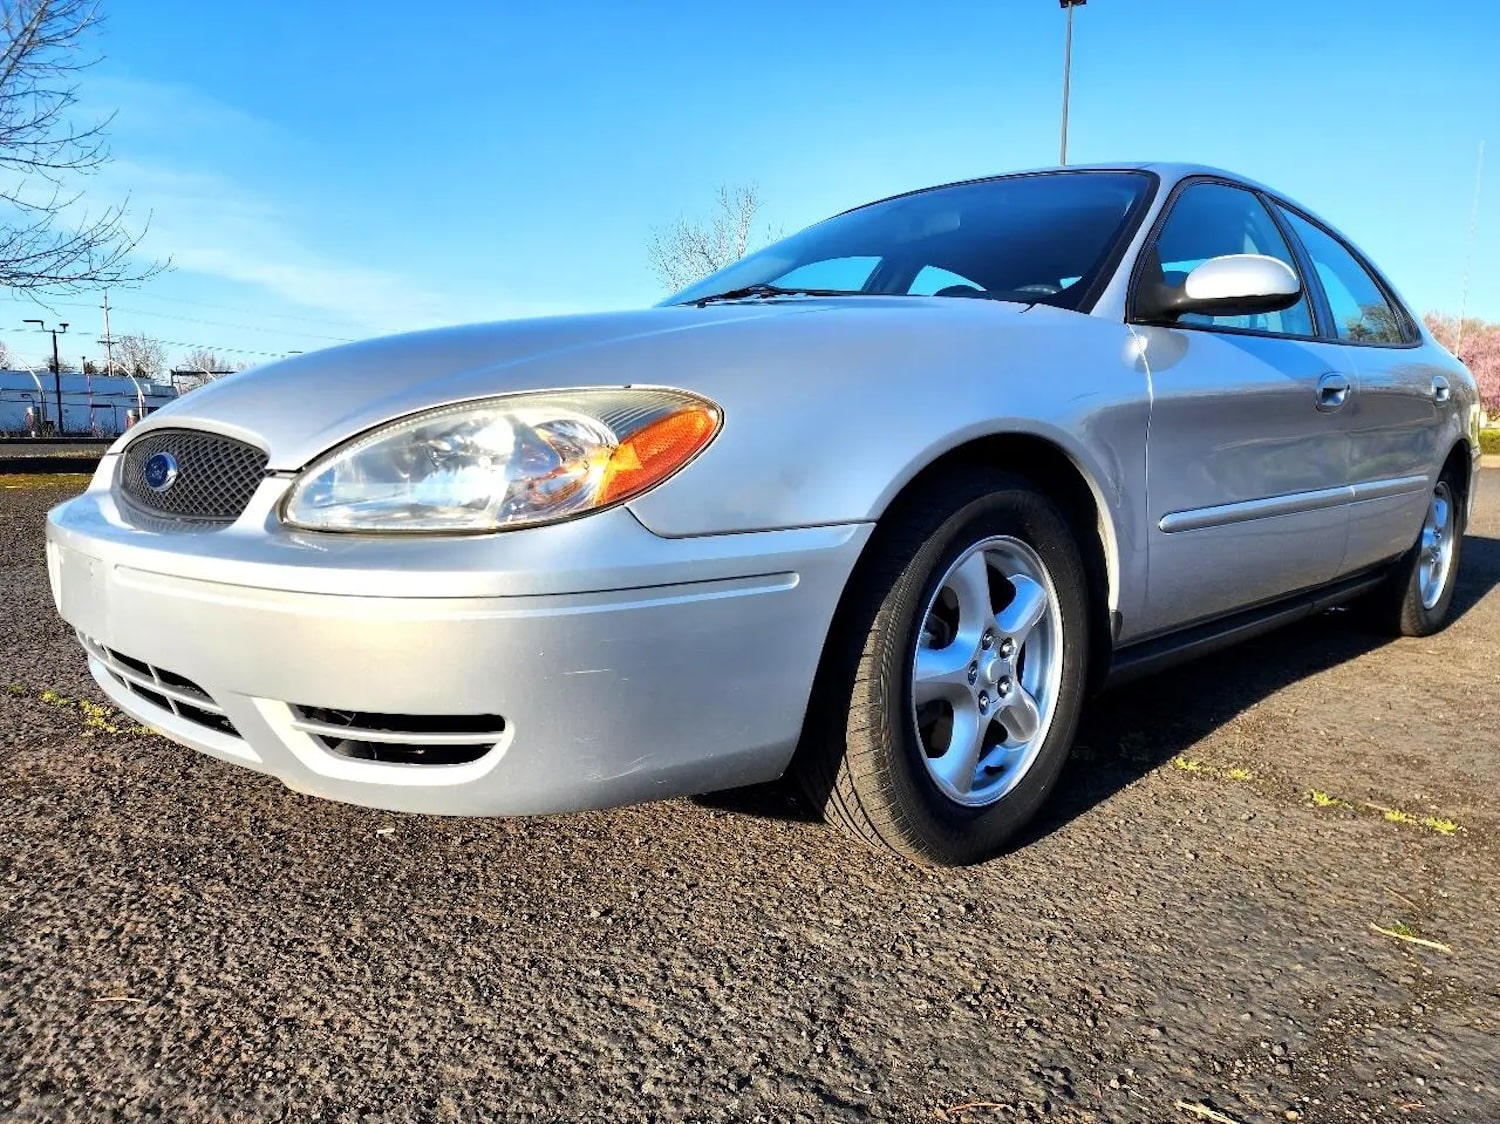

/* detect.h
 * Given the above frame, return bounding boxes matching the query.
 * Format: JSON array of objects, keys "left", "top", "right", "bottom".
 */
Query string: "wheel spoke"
[
  {"left": 912, "top": 642, "right": 972, "bottom": 705},
  {"left": 947, "top": 551, "right": 994, "bottom": 637},
  {"left": 999, "top": 685, "right": 1042, "bottom": 745},
  {"left": 928, "top": 703, "right": 986, "bottom": 795},
  {"left": 1432, "top": 496, "right": 1449, "bottom": 534},
  {"left": 996, "top": 574, "right": 1048, "bottom": 646}
]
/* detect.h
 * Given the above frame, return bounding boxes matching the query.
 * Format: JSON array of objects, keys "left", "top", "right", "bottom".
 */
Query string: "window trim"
[
  {"left": 1125, "top": 174, "right": 1326, "bottom": 343},
  {"left": 1264, "top": 198, "right": 1421, "bottom": 350}
]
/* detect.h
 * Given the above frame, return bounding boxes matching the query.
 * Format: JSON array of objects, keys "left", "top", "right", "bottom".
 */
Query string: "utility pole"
[
  {"left": 1059, "top": 0, "right": 1086, "bottom": 166},
  {"left": 102, "top": 290, "right": 115, "bottom": 374},
  {"left": 1456, "top": 139, "right": 1485, "bottom": 361},
  {"left": 23, "top": 319, "right": 68, "bottom": 434}
]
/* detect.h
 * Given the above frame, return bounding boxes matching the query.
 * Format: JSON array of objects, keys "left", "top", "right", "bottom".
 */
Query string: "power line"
[
  {"left": 117, "top": 336, "right": 300, "bottom": 359},
  {"left": 5, "top": 296, "right": 360, "bottom": 343}
]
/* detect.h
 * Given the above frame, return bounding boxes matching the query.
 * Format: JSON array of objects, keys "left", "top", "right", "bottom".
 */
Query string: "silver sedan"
[{"left": 46, "top": 162, "right": 1481, "bottom": 864}]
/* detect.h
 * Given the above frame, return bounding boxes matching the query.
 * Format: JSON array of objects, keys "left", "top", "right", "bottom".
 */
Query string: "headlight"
[{"left": 282, "top": 388, "right": 721, "bottom": 533}]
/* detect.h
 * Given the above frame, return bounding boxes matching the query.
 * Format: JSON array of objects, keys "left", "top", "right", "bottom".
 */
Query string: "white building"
[{"left": 0, "top": 370, "right": 178, "bottom": 436}]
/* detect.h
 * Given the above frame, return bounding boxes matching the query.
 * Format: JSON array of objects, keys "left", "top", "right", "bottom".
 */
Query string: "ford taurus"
[{"left": 45, "top": 163, "right": 1481, "bottom": 864}]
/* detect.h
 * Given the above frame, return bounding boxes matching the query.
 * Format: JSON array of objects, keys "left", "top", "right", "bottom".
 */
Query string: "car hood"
[{"left": 128, "top": 297, "right": 1034, "bottom": 470}]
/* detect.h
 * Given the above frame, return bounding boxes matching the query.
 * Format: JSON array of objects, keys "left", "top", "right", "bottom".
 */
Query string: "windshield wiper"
[{"left": 686, "top": 283, "right": 858, "bottom": 307}]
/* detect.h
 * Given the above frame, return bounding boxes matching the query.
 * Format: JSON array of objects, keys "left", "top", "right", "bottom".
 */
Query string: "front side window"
[
  {"left": 1277, "top": 208, "right": 1408, "bottom": 344},
  {"left": 1143, "top": 182, "right": 1314, "bottom": 335},
  {"left": 664, "top": 171, "right": 1154, "bottom": 311}
]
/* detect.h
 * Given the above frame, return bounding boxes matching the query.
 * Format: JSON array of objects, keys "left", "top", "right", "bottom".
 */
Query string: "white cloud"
[
  {"left": 95, "top": 158, "right": 453, "bottom": 333},
  {"left": 43, "top": 77, "right": 593, "bottom": 337}
]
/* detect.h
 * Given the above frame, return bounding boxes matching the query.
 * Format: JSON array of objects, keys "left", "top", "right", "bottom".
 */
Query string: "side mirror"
[{"left": 1137, "top": 253, "right": 1302, "bottom": 322}]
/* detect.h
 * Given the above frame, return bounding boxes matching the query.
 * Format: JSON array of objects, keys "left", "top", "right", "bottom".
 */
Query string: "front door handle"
[
  {"left": 1432, "top": 375, "right": 1451, "bottom": 405},
  {"left": 1315, "top": 372, "right": 1351, "bottom": 412}
]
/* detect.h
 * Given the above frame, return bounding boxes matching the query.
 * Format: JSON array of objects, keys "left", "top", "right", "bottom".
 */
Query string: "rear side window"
[
  {"left": 1146, "top": 182, "right": 1314, "bottom": 336},
  {"left": 1277, "top": 209, "right": 1408, "bottom": 345}
]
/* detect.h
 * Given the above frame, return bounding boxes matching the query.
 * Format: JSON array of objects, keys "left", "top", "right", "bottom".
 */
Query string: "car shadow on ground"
[{"left": 700, "top": 534, "right": 1500, "bottom": 840}]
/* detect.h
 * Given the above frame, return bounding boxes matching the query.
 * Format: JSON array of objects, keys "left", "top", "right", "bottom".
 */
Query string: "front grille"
[
  {"left": 292, "top": 705, "right": 506, "bottom": 765},
  {"left": 78, "top": 633, "right": 240, "bottom": 738},
  {"left": 118, "top": 428, "right": 268, "bottom": 523}
]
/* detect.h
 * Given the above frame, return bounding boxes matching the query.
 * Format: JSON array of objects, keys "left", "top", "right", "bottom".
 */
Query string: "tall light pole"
[
  {"left": 1059, "top": 0, "right": 1086, "bottom": 166},
  {"left": 23, "top": 318, "right": 68, "bottom": 434},
  {"left": 1456, "top": 139, "right": 1485, "bottom": 361}
]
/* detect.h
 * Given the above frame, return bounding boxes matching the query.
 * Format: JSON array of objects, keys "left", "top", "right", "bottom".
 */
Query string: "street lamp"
[
  {"left": 22, "top": 319, "right": 68, "bottom": 434},
  {"left": 1059, "top": 0, "right": 1087, "bottom": 166}
]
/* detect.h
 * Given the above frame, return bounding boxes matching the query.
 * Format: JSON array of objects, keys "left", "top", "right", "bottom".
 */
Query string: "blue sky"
[{"left": 4, "top": 0, "right": 1497, "bottom": 370}]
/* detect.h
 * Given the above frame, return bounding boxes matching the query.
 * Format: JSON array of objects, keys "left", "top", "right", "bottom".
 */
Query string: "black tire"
[
  {"left": 792, "top": 469, "right": 1091, "bottom": 866},
  {"left": 1363, "top": 469, "right": 1465, "bottom": 638}
]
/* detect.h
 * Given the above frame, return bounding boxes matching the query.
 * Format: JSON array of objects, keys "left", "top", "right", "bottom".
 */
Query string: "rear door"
[
  {"left": 1128, "top": 180, "right": 1356, "bottom": 638},
  {"left": 1273, "top": 204, "right": 1438, "bottom": 573}
]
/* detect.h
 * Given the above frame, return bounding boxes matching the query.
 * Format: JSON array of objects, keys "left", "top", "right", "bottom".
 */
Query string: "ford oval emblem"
[{"left": 143, "top": 450, "right": 179, "bottom": 493}]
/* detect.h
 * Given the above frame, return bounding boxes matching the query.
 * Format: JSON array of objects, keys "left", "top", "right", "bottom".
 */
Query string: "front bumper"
[{"left": 45, "top": 462, "right": 870, "bottom": 815}]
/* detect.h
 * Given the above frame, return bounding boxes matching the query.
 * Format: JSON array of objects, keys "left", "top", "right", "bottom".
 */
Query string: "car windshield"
[{"left": 665, "top": 171, "right": 1154, "bottom": 311}]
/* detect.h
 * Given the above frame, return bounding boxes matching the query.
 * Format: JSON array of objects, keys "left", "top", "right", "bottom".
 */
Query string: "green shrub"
[{"left": 1482, "top": 430, "right": 1500, "bottom": 457}]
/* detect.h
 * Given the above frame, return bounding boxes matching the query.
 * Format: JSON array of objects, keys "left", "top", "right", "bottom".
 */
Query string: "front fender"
[{"left": 625, "top": 306, "right": 1151, "bottom": 617}]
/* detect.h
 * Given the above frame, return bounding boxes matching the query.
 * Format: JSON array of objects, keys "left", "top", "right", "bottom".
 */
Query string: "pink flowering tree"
[{"left": 1424, "top": 313, "right": 1500, "bottom": 424}]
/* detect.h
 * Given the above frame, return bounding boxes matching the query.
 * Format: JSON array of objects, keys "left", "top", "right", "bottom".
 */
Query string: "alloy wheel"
[
  {"left": 1418, "top": 482, "right": 1456, "bottom": 611},
  {"left": 909, "top": 535, "right": 1064, "bottom": 807}
]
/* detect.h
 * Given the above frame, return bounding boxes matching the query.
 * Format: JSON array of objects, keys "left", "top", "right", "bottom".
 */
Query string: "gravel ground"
[
  {"left": 0, "top": 442, "right": 110, "bottom": 458},
  {"left": 3, "top": 476, "right": 1498, "bottom": 1124}
]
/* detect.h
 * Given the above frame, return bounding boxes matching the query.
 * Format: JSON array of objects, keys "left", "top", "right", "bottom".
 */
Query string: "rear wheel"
[
  {"left": 793, "top": 470, "right": 1090, "bottom": 865},
  {"left": 1364, "top": 471, "right": 1464, "bottom": 637}
]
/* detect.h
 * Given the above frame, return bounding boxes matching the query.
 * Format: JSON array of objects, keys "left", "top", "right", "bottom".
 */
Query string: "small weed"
[
  {"left": 1172, "top": 756, "right": 1207, "bottom": 773},
  {"left": 10, "top": 684, "right": 150, "bottom": 737},
  {"left": 78, "top": 699, "right": 129, "bottom": 735},
  {"left": 1224, "top": 766, "right": 1254, "bottom": 782},
  {"left": 1309, "top": 790, "right": 1350, "bottom": 809},
  {"left": 1388, "top": 920, "right": 1421, "bottom": 939},
  {"left": 1309, "top": 790, "right": 1464, "bottom": 836}
]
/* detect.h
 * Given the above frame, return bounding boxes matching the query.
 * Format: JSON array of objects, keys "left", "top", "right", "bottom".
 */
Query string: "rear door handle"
[
  {"left": 1432, "top": 375, "right": 1451, "bottom": 405},
  {"left": 1315, "top": 372, "right": 1351, "bottom": 412}
]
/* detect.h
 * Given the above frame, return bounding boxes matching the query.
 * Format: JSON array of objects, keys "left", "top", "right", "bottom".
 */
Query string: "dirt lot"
[{"left": 2, "top": 476, "right": 1497, "bottom": 1124}]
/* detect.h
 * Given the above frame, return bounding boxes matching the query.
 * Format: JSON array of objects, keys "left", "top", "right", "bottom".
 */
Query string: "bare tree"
[
  {"left": 0, "top": 0, "right": 164, "bottom": 291},
  {"left": 647, "top": 184, "right": 774, "bottom": 292},
  {"left": 112, "top": 332, "right": 163, "bottom": 377},
  {"left": 178, "top": 346, "right": 231, "bottom": 374},
  {"left": 170, "top": 347, "right": 234, "bottom": 392},
  {"left": 0, "top": 338, "right": 10, "bottom": 368}
]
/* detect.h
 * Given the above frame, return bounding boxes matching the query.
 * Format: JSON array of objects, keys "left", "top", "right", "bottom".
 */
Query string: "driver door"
[{"left": 1130, "top": 180, "right": 1356, "bottom": 638}]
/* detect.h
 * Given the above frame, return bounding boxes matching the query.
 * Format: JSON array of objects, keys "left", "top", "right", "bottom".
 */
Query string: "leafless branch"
[
  {"left": 0, "top": 0, "right": 165, "bottom": 291},
  {"left": 111, "top": 331, "right": 163, "bottom": 376},
  {"left": 647, "top": 183, "right": 773, "bottom": 292}
]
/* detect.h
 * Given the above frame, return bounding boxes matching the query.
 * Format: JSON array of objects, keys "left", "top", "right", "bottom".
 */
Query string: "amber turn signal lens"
[{"left": 597, "top": 404, "right": 720, "bottom": 505}]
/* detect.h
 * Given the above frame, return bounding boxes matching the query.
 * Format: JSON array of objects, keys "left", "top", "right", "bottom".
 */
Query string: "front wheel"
[{"left": 793, "top": 471, "right": 1090, "bottom": 865}]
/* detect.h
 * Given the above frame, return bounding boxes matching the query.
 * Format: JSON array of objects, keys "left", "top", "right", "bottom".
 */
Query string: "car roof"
[
  {"left": 842, "top": 161, "right": 1330, "bottom": 238},
  {"left": 893, "top": 161, "right": 1278, "bottom": 195}
]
